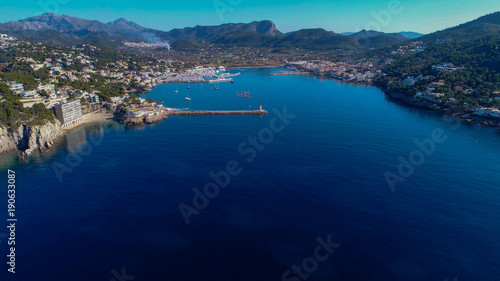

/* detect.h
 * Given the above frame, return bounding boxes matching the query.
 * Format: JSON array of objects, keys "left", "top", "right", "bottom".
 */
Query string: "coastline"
[
  {"left": 82, "top": 111, "right": 116, "bottom": 124},
  {"left": 0, "top": 110, "right": 118, "bottom": 160},
  {"left": 383, "top": 90, "right": 500, "bottom": 128},
  {"left": 2, "top": 67, "right": 498, "bottom": 164},
  {"left": 297, "top": 69, "right": 500, "bottom": 129},
  {"left": 227, "top": 64, "right": 285, "bottom": 70}
]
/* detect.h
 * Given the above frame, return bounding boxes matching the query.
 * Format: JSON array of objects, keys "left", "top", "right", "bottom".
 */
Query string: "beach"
[{"left": 82, "top": 111, "right": 115, "bottom": 124}]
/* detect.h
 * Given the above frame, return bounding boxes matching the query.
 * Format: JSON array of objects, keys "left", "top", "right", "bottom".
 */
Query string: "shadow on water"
[{"left": 0, "top": 120, "right": 121, "bottom": 173}]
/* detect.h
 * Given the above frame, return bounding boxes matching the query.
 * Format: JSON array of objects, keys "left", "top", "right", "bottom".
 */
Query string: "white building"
[
  {"left": 54, "top": 100, "right": 83, "bottom": 127},
  {"left": 38, "top": 84, "right": 55, "bottom": 93},
  {"left": 18, "top": 90, "right": 40, "bottom": 98},
  {"left": 126, "top": 110, "right": 145, "bottom": 117},
  {"left": 8, "top": 82, "right": 24, "bottom": 93},
  {"left": 81, "top": 91, "right": 100, "bottom": 103}
]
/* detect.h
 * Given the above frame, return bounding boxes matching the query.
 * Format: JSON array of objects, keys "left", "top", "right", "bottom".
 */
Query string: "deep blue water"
[{"left": 1, "top": 68, "right": 500, "bottom": 281}]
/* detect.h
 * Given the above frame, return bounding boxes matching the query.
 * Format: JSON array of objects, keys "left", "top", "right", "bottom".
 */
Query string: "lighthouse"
[{"left": 259, "top": 104, "right": 262, "bottom": 111}]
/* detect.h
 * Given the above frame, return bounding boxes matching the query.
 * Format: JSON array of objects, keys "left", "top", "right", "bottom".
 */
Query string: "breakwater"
[
  {"left": 167, "top": 110, "right": 268, "bottom": 116},
  {"left": 120, "top": 109, "right": 268, "bottom": 125}
]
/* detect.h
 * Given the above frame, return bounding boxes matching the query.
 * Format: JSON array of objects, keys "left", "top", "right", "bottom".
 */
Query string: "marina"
[
  {"left": 165, "top": 78, "right": 234, "bottom": 84},
  {"left": 165, "top": 66, "right": 240, "bottom": 84}
]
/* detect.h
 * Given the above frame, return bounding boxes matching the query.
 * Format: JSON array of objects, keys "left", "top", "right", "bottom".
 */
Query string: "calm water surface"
[{"left": 1, "top": 68, "right": 499, "bottom": 281}]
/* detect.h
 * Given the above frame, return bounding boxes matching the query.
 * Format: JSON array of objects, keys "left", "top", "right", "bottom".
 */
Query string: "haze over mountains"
[
  {"left": 1, "top": 11, "right": 499, "bottom": 51},
  {"left": 0, "top": 13, "right": 416, "bottom": 49},
  {"left": 0, "top": 13, "right": 282, "bottom": 45},
  {"left": 341, "top": 30, "right": 422, "bottom": 39}
]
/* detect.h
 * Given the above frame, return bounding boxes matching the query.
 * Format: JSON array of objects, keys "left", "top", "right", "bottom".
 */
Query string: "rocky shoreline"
[
  {"left": 299, "top": 70, "right": 500, "bottom": 129},
  {"left": 0, "top": 120, "right": 64, "bottom": 159},
  {"left": 383, "top": 90, "right": 500, "bottom": 128},
  {"left": 1, "top": 105, "right": 269, "bottom": 161},
  {"left": 0, "top": 107, "right": 117, "bottom": 160},
  {"left": 3, "top": 73, "right": 498, "bottom": 162},
  {"left": 118, "top": 111, "right": 169, "bottom": 125}
]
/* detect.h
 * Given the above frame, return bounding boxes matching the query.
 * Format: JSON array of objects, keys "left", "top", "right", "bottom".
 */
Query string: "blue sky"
[{"left": 1, "top": 0, "right": 499, "bottom": 34}]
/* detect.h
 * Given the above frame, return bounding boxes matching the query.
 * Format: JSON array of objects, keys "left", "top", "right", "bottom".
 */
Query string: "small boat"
[{"left": 185, "top": 97, "right": 191, "bottom": 101}]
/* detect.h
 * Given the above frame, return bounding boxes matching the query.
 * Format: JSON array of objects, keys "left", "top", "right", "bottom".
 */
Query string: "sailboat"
[
  {"left": 174, "top": 86, "right": 178, "bottom": 93},
  {"left": 214, "top": 82, "right": 220, "bottom": 90}
]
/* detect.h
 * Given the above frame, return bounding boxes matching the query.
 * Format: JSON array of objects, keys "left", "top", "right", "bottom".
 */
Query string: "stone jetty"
[
  {"left": 120, "top": 109, "right": 268, "bottom": 125},
  {"left": 167, "top": 110, "right": 268, "bottom": 116}
]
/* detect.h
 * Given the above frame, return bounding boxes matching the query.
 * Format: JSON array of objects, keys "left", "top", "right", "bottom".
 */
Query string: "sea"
[{"left": 0, "top": 67, "right": 499, "bottom": 281}]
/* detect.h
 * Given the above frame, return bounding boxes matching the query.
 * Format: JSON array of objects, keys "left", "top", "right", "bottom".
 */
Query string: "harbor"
[
  {"left": 164, "top": 66, "right": 240, "bottom": 84},
  {"left": 164, "top": 77, "right": 234, "bottom": 84}
]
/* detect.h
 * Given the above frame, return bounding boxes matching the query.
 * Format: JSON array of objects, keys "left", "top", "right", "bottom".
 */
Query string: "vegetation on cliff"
[{"left": 0, "top": 82, "right": 55, "bottom": 128}]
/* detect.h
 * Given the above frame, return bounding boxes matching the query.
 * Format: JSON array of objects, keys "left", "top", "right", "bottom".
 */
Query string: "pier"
[
  {"left": 167, "top": 109, "right": 268, "bottom": 116},
  {"left": 119, "top": 107, "right": 269, "bottom": 125}
]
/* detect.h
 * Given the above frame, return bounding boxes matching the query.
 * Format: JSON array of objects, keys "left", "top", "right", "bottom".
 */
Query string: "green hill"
[{"left": 418, "top": 11, "right": 500, "bottom": 44}]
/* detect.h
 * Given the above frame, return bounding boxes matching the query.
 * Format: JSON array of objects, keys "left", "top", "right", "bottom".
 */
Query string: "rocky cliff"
[
  {"left": 119, "top": 111, "right": 168, "bottom": 125},
  {"left": 0, "top": 120, "right": 63, "bottom": 158},
  {"left": 81, "top": 103, "right": 102, "bottom": 114}
]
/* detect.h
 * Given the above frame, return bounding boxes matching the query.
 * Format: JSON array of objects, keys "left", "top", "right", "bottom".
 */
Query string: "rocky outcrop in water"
[
  {"left": 119, "top": 111, "right": 168, "bottom": 125},
  {"left": 0, "top": 121, "right": 63, "bottom": 158}
]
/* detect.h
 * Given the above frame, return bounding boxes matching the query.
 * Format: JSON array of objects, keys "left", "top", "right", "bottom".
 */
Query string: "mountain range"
[
  {"left": 1, "top": 11, "right": 500, "bottom": 51},
  {"left": 0, "top": 13, "right": 416, "bottom": 50},
  {"left": 0, "top": 13, "right": 282, "bottom": 46}
]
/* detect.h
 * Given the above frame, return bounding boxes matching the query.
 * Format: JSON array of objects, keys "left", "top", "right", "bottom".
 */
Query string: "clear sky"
[{"left": 1, "top": 0, "right": 499, "bottom": 34}]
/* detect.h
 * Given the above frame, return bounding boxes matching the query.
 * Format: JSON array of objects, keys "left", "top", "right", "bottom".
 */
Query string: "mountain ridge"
[
  {"left": 417, "top": 11, "right": 500, "bottom": 43},
  {"left": 0, "top": 13, "right": 282, "bottom": 46},
  {"left": 1, "top": 12, "right": 500, "bottom": 52}
]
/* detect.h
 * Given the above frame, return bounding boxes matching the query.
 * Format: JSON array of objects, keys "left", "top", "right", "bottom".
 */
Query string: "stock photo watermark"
[
  {"left": 353, "top": 0, "right": 404, "bottom": 32},
  {"left": 384, "top": 114, "right": 461, "bottom": 192},
  {"left": 37, "top": 0, "right": 71, "bottom": 14},
  {"left": 178, "top": 106, "right": 297, "bottom": 224},
  {"left": 110, "top": 267, "right": 135, "bottom": 281},
  {"left": 213, "top": 0, "right": 243, "bottom": 21},
  {"left": 6, "top": 169, "right": 17, "bottom": 274},
  {"left": 352, "top": 0, "right": 404, "bottom": 48},
  {"left": 282, "top": 235, "right": 341, "bottom": 281}
]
